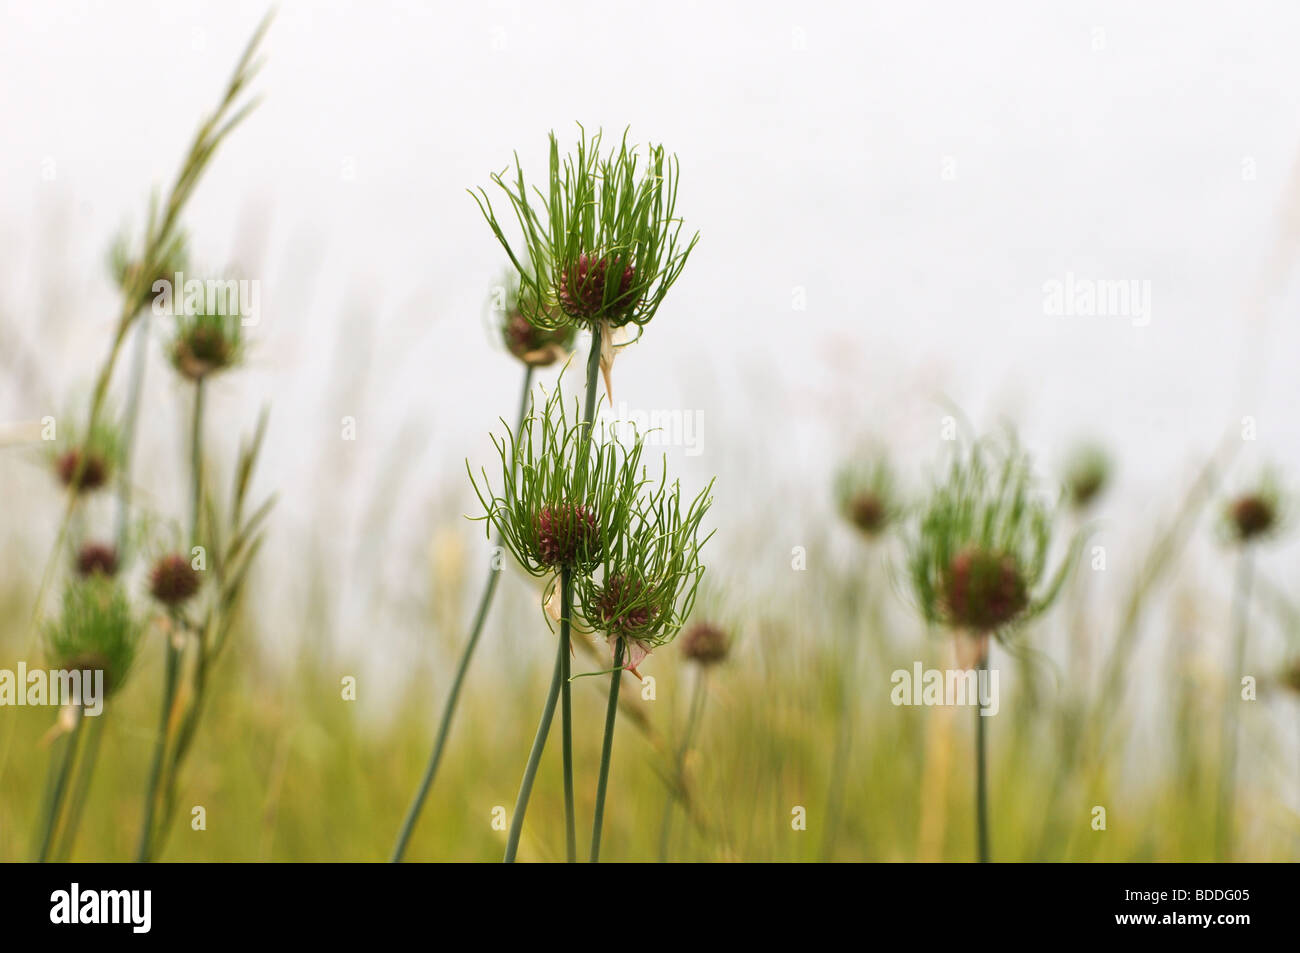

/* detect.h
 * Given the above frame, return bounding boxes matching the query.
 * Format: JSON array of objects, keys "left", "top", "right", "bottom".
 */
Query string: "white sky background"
[{"left": 2, "top": 0, "right": 1300, "bottom": 685}]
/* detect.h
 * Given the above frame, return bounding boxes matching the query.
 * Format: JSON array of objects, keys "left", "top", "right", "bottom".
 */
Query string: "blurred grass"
[{"left": 3, "top": 534, "right": 1298, "bottom": 862}]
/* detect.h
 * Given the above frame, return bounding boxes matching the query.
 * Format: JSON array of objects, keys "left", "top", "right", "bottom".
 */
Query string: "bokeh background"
[{"left": 2, "top": 0, "right": 1299, "bottom": 861}]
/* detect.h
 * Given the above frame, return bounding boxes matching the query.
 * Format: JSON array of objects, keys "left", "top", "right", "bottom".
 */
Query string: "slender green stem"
[
  {"left": 975, "top": 638, "right": 990, "bottom": 863},
  {"left": 1216, "top": 549, "right": 1253, "bottom": 861},
  {"left": 137, "top": 381, "right": 204, "bottom": 863},
  {"left": 391, "top": 367, "right": 533, "bottom": 862},
  {"left": 821, "top": 573, "right": 868, "bottom": 860},
  {"left": 32, "top": 711, "right": 84, "bottom": 862},
  {"left": 136, "top": 640, "right": 180, "bottom": 862},
  {"left": 658, "top": 666, "right": 707, "bottom": 862},
  {"left": 560, "top": 567, "right": 576, "bottom": 862},
  {"left": 582, "top": 323, "right": 602, "bottom": 428},
  {"left": 590, "top": 637, "right": 625, "bottom": 862},
  {"left": 53, "top": 710, "right": 106, "bottom": 861},
  {"left": 190, "top": 378, "right": 205, "bottom": 545},
  {"left": 114, "top": 309, "right": 152, "bottom": 556},
  {"left": 503, "top": 629, "right": 566, "bottom": 862}
]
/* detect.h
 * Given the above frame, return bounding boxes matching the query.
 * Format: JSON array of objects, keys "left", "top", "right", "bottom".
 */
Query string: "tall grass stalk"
[
  {"left": 391, "top": 366, "right": 535, "bottom": 862},
  {"left": 137, "top": 377, "right": 205, "bottom": 862},
  {"left": 1216, "top": 550, "right": 1253, "bottom": 860},
  {"left": 658, "top": 667, "right": 707, "bottom": 861},
  {"left": 974, "top": 637, "right": 990, "bottom": 863},
  {"left": 51, "top": 712, "right": 105, "bottom": 861},
  {"left": 113, "top": 312, "right": 153, "bottom": 555},
  {"left": 31, "top": 710, "right": 83, "bottom": 862}
]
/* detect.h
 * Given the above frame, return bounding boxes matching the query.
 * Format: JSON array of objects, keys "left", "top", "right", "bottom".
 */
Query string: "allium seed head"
[
  {"left": 76, "top": 542, "right": 119, "bottom": 578},
  {"left": 557, "top": 253, "right": 637, "bottom": 323},
  {"left": 680, "top": 621, "right": 729, "bottom": 665},
  {"left": 148, "top": 553, "right": 200, "bottom": 607},
  {"left": 173, "top": 324, "right": 236, "bottom": 381},
  {"left": 1228, "top": 494, "right": 1276, "bottom": 543},
  {"left": 942, "top": 545, "right": 1028, "bottom": 632},
  {"left": 60, "top": 650, "right": 118, "bottom": 697},
  {"left": 56, "top": 449, "right": 108, "bottom": 493},
  {"left": 1279, "top": 659, "right": 1300, "bottom": 695},
  {"left": 848, "top": 492, "right": 888, "bottom": 537},
  {"left": 535, "top": 502, "right": 600, "bottom": 567},
  {"left": 592, "top": 574, "right": 658, "bottom": 641},
  {"left": 504, "top": 311, "right": 569, "bottom": 367}
]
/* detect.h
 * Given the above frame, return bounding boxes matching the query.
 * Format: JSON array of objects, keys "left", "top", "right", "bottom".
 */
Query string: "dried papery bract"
[
  {"left": 905, "top": 435, "right": 1080, "bottom": 863},
  {"left": 472, "top": 126, "right": 699, "bottom": 336}
]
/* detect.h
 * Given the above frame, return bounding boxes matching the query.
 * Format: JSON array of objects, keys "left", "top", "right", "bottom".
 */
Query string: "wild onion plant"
[
  {"left": 465, "top": 127, "right": 698, "bottom": 862},
  {"left": 391, "top": 274, "right": 573, "bottom": 862},
  {"left": 657, "top": 621, "right": 728, "bottom": 861},
  {"left": 470, "top": 382, "right": 712, "bottom": 862},
  {"left": 905, "top": 437, "right": 1080, "bottom": 862},
  {"left": 822, "top": 454, "right": 900, "bottom": 857},
  {"left": 31, "top": 578, "right": 141, "bottom": 861},
  {"left": 1215, "top": 470, "right": 1286, "bottom": 860},
  {"left": 135, "top": 300, "right": 272, "bottom": 862},
  {"left": 0, "top": 14, "right": 272, "bottom": 799}
]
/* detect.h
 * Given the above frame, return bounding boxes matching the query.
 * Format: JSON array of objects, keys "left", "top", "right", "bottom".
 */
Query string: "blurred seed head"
[
  {"left": 1063, "top": 443, "right": 1111, "bottom": 511},
  {"left": 1221, "top": 470, "right": 1287, "bottom": 546},
  {"left": 148, "top": 553, "right": 200, "bottom": 607},
  {"left": 835, "top": 453, "right": 898, "bottom": 541},
  {"left": 170, "top": 308, "right": 243, "bottom": 382},
  {"left": 75, "top": 542, "right": 119, "bottom": 578},
  {"left": 51, "top": 413, "right": 122, "bottom": 495},
  {"left": 44, "top": 576, "right": 141, "bottom": 699},
  {"left": 56, "top": 449, "right": 108, "bottom": 492},
  {"left": 906, "top": 435, "right": 1078, "bottom": 637},
  {"left": 1279, "top": 659, "right": 1300, "bottom": 696},
  {"left": 942, "top": 546, "right": 1028, "bottom": 633},
  {"left": 679, "top": 621, "right": 729, "bottom": 665}
]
